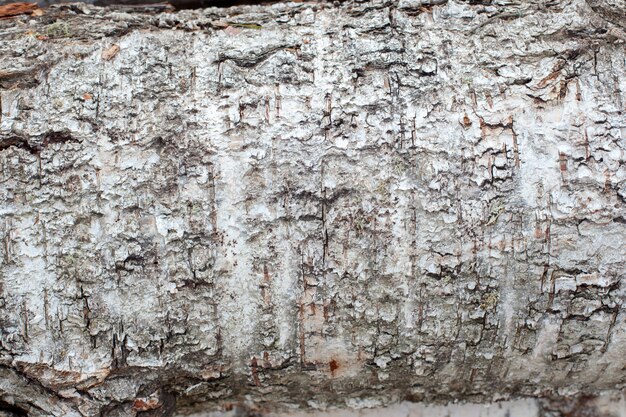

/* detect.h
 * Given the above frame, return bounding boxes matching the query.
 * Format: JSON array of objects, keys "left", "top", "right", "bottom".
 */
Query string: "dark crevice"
[
  {"left": 0, "top": 136, "right": 37, "bottom": 155},
  {"left": 0, "top": 400, "right": 28, "bottom": 417},
  {"left": 0, "top": 131, "right": 80, "bottom": 155},
  {"left": 0, "top": 67, "right": 46, "bottom": 90}
]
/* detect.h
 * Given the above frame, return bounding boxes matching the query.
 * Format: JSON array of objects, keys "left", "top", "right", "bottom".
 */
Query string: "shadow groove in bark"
[
  {"left": 0, "top": 131, "right": 80, "bottom": 154},
  {"left": 0, "top": 400, "right": 28, "bottom": 417}
]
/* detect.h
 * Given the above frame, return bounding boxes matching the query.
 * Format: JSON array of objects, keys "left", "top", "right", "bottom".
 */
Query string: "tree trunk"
[{"left": 0, "top": 0, "right": 625, "bottom": 415}]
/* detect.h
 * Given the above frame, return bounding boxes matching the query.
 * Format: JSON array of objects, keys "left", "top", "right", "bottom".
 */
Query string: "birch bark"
[{"left": 0, "top": 0, "right": 625, "bottom": 415}]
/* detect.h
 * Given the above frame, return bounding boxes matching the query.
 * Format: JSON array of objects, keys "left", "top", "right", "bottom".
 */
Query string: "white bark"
[{"left": 0, "top": 0, "right": 625, "bottom": 415}]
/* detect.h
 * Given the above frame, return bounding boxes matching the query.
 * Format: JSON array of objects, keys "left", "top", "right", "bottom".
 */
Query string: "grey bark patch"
[{"left": 0, "top": 0, "right": 625, "bottom": 416}]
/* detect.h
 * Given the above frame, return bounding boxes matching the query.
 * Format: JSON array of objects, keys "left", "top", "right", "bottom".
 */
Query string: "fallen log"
[{"left": 0, "top": 0, "right": 625, "bottom": 415}]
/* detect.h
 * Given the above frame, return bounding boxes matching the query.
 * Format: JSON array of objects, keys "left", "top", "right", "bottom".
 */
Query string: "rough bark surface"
[{"left": 0, "top": 0, "right": 625, "bottom": 416}]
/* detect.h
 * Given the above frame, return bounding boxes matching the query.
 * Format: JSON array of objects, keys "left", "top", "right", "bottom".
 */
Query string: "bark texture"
[{"left": 0, "top": 0, "right": 625, "bottom": 415}]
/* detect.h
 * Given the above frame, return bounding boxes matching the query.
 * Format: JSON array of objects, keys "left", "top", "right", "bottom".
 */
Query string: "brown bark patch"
[
  {"left": 329, "top": 359, "right": 339, "bottom": 376},
  {"left": 132, "top": 397, "right": 160, "bottom": 412},
  {"left": 0, "top": 2, "right": 38, "bottom": 19}
]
